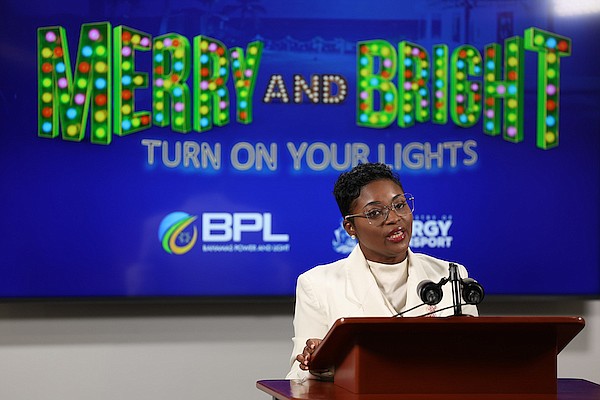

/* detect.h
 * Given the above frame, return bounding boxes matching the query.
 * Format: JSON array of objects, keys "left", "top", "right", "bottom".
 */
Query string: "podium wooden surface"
[
  {"left": 257, "top": 378, "right": 600, "bottom": 400},
  {"left": 260, "top": 316, "right": 589, "bottom": 398}
]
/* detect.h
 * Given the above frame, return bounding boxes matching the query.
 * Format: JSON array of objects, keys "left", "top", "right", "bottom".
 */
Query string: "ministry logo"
[{"left": 410, "top": 214, "right": 453, "bottom": 249}]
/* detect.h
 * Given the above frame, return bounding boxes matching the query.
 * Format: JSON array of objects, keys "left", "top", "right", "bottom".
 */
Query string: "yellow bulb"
[
  {"left": 534, "top": 35, "right": 545, "bottom": 45},
  {"left": 96, "top": 62, "right": 108, "bottom": 73},
  {"left": 67, "top": 125, "right": 78, "bottom": 136},
  {"left": 95, "top": 110, "right": 107, "bottom": 122},
  {"left": 122, "top": 104, "right": 132, "bottom": 115}
]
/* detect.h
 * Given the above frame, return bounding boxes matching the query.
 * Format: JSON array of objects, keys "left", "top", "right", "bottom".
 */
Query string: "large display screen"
[{"left": 1, "top": 0, "right": 599, "bottom": 299}]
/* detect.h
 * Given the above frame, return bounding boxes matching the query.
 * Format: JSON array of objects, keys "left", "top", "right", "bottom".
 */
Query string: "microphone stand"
[{"left": 448, "top": 263, "right": 463, "bottom": 316}]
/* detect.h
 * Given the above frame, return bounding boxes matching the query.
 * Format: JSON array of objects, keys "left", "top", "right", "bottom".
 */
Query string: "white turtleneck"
[{"left": 367, "top": 257, "right": 409, "bottom": 313}]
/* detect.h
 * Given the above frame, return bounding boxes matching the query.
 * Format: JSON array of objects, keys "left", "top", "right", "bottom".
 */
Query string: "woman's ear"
[{"left": 344, "top": 219, "right": 356, "bottom": 239}]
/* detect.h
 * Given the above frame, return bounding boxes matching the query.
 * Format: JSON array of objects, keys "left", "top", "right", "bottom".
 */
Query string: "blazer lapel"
[
  {"left": 344, "top": 245, "right": 395, "bottom": 317},
  {"left": 403, "top": 249, "right": 434, "bottom": 317}
]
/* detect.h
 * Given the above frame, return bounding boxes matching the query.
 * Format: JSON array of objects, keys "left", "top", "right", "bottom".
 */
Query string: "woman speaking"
[{"left": 286, "top": 162, "right": 478, "bottom": 380}]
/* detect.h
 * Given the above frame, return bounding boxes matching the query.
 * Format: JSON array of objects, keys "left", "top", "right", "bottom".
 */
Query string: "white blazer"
[{"left": 286, "top": 245, "right": 478, "bottom": 380}]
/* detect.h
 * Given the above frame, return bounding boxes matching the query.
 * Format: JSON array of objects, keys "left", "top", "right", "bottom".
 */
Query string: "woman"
[{"left": 286, "top": 163, "right": 478, "bottom": 380}]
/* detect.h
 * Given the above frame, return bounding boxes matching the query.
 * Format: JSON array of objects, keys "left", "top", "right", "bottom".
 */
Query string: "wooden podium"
[{"left": 298, "top": 316, "right": 585, "bottom": 396}]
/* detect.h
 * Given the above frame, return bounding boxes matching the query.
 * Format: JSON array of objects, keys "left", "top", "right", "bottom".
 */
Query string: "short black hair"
[{"left": 333, "top": 162, "right": 404, "bottom": 217}]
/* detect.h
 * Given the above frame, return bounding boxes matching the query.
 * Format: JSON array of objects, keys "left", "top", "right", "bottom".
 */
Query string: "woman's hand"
[{"left": 295, "top": 338, "right": 322, "bottom": 370}]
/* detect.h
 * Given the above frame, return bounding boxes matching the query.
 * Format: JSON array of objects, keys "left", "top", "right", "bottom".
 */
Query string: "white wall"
[{"left": 0, "top": 299, "right": 599, "bottom": 400}]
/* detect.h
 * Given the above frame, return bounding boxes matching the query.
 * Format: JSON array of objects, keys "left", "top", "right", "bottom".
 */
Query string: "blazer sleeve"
[{"left": 285, "top": 270, "right": 331, "bottom": 380}]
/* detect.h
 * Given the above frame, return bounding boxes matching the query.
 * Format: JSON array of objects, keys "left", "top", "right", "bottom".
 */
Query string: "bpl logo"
[
  {"left": 202, "top": 213, "right": 289, "bottom": 242},
  {"left": 158, "top": 212, "right": 198, "bottom": 255}
]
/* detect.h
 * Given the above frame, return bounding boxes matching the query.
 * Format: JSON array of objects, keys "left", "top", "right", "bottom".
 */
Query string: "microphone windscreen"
[
  {"left": 417, "top": 280, "right": 443, "bottom": 305},
  {"left": 461, "top": 278, "right": 485, "bottom": 305}
]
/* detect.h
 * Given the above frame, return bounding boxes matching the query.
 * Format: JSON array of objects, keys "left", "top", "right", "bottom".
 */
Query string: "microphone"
[
  {"left": 417, "top": 279, "right": 444, "bottom": 305},
  {"left": 461, "top": 278, "right": 485, "bottom": 305}
]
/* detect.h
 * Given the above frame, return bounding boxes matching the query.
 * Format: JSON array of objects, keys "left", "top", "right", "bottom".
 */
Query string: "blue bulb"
[
  {"left": 66, "top": 108, "right": 77, "bottom": 119},
  {"left": 95, "top": 78, "right": 106, "bottom": 89}
]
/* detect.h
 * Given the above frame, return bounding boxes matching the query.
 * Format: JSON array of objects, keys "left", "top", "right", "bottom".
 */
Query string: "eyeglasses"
[{"left": 345, "top": 193, "right": 415, "bottom": 225}]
